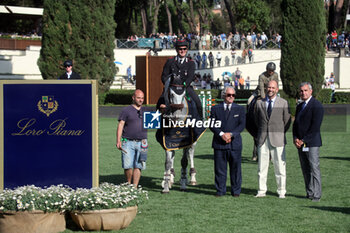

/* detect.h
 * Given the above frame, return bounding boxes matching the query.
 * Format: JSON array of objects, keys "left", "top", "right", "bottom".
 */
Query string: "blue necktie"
[
  {"left": 225, "top": 105, "right": 230, "bottom": 119},
  {"left": 267, "top": 100, "right": 272, "bottom": 118},
  {"left": 301, "top": 102, "right": 306, "bottom": 111}
]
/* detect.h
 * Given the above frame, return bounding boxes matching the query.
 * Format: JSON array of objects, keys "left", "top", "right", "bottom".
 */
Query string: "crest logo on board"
[{"left": 37, "top": 96, "right": 59, "bottom": 117}]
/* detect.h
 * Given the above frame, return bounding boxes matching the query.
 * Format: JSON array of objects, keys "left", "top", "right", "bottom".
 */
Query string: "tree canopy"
[
  {"left": 38, "top": 0, "right": 116, "bottom": 92},
  {"left": 280, "top": 0, "right": 326, "bottom": 98}
]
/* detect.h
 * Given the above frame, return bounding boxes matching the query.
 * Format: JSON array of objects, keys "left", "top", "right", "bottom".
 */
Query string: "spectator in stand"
[
  {"left": 227, "top": 32, "right": 233, "bottom": 50},
  {"left": 202, "top": 52, "right": 207, "bottom": 69},
  {"left": 220, "top": 33, "right": 227, "bottom": 49},
  {"left": 242, "top": 49, "right": 247, "bottom": 64},
  {"left": 223, "top": 72, "right": 230, "bottom": 83},
  {"left": 206, "top": 32, "right": 211, "bottom": 50},
  {"left": 241, "top": 33, "right": 246, "bottom": 50},
  {"left": 235, "top": 67, "right": 242, "bottom": 80},
  {"left": 233, "top": 31, "right": 240, "bottom": 49},
  {"left": 208, "top": 52, "right": 214, "bottom": 68},
  {"left": 196, "top": 52, "right": 202, "bottom": 69},
  {"left": 324, "top": 76, "right": 330, "bottom": 88},
  {"left": 248, "top": 48, "right": 253, "bottom": 63},
  {"left": 329, "top": 72, "right": 335, "bottom": 84},
  {"left": 257, "top": 33, "right": 262, "bottom": 48},
  {"left": 231, "top": 48, "right": 236, "bottom": 65},
  {"left": 234, "top": 77, "right": 239, "bottom": 92},
  {"left": 127, "top": 65, "right": 132, "bottom": 83},
  {"left": 251, "top": 32, "right": 257, "bottom": 49},
  {"left": 201, "top": 34, "right": 207, "bottom": 49},
  {"left": 201, "top": 74, "right": 207, "bottom": 89},
  {"left": 206, "top": 74, "right": 212, "bottom": 90},
  {"left": 216, "top": 52, "right": 222, "bottom": 67},
  {"left": 276, "top": 33, "right": 282, "bottom": 48},
  {"left": 239, "top": 76, "right": 245, "bottom": 90},
  {"left": 245, "top": 76, "right": 251, "bottom": 89},
  {"left": 246, "top": 32, "right": 252, "bottom": 47},
  {"left": 261, "top": 32, "right": 268, "bottom": 48},
  {"left": 331, "top": 30, "right": 338, "bottom": 46},
  {"left": 215, "top": 78, "right": 222, "bottom": 90}
]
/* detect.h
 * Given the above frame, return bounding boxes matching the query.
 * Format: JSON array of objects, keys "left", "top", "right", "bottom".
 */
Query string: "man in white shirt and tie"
[
  {"left": 254, "top": 80, "right": 291, "bottom": 198},
  {"left": 209, "top": 86, "right": 246, "bottom": 197}
]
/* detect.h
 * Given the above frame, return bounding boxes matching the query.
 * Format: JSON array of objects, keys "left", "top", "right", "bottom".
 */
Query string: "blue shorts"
[{"left": 121, "top": 139, "right": 145, "bottom": 170}]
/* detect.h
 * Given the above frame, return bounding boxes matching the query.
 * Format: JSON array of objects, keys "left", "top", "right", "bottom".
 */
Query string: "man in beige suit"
[{"left": 254, "top": 80, "right": 291, "bottom": 198}]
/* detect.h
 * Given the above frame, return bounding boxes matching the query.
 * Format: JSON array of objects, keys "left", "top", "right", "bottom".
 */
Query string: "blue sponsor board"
[{"left": 0, "top": 81, "right": 98, "bottom": 189}]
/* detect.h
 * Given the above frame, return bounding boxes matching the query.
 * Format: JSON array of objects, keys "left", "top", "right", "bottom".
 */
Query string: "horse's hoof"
[
  {"left": 180, "top": 188, "right": 186, "bottom": 192},
  {"left": 161, "top": 191, "right": 170, "bottom": 194},
  {"left": 189, "top": 181, "right": 197, "bottom": 186}
]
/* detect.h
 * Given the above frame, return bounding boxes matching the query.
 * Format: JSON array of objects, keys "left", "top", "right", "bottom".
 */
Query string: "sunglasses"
[
  {"left": 137, "top": 110, "right": 142, "bottom": 119},
  {"left": 177, "top": 47, "right": 187, "bottom": 51},
  {"left": 226, "top": 94, "right": 235, "bottom": 97},
  {"left": 64, "top": 65, "right": 72, "bottom": 68}
]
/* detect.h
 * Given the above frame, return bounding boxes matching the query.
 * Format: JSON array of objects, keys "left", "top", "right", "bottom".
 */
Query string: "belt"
[{"left": 123, "top": 138, "right": 142, "bottom": 142}]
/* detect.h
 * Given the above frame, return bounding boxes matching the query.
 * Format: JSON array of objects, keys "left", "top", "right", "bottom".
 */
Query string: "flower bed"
[{"left": 0, "top": 183, "right": 148, "bottom": 232}]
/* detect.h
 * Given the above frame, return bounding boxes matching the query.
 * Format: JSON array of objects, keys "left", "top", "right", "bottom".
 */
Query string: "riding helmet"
[
  {"left": 63, "top": 60, "right": 73, "bottom": 67},
  {"left": 266, "top": 62, "right": 276, "bottom": 71}
]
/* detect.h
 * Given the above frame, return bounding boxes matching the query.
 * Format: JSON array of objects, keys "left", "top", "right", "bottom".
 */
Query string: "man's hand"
[
  {"left": 116, "top": 141, "right": 122, "bottom": 150},
  {"left": 221, "top": 132, "right": 232, "bottom": 144},
  {"left": 294, "top": 138, "right": 303, "bottom": 148}
]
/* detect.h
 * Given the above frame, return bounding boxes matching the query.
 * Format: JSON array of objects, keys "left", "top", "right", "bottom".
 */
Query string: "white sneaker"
[
  {"left": 279, "top": 194, "right": 286, "bottom": 199},
  {"left": 255, "top": 193, "right": 266, "bottom": 198}
]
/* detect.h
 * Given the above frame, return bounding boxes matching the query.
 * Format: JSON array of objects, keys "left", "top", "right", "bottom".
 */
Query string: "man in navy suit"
[
  {"left": 293, "top": 82, "right": 324, "bottom": 202},
  {"left": 209, "top": 86, "right": 245, "bottom": 197}
]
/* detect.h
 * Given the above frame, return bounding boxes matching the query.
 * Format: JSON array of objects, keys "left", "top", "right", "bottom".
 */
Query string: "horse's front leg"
[
  {"left": 162, "top": 150, "right": 174, "bottom": 193},
  {"left": 180, "top": 149, "right": 189, "bottom": 191},
  {"left": 188, "top": 142, "right": 197, "bottom": 186}
]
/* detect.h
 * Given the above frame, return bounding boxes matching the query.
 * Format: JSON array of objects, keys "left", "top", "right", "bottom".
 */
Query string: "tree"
[
  {"left": 280, "top": 0, "right": 326, "bottom": 98},
  {"left": 38, "top": 0, "right": 117, "bottom": 92},
  {"left": 223, "top": 0, "right": 236, "bottom": 33},
  {"left": 234, "top": 0, "right": 271, "bottom": 33}
]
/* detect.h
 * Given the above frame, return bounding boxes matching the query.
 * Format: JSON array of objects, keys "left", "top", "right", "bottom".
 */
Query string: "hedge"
[
  {"left": 99, "top": 89, "right": 350, "bottom": 106},
  {"left": 333, "top": 92, "right": 350, "bottom": 103}
]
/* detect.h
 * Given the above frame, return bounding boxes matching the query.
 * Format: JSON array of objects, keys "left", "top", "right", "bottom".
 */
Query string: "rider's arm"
[{"left": 184, "top": 60, "right": 196, "bottom": 86}]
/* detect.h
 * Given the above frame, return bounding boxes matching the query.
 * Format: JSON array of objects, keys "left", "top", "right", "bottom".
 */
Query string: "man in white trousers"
[{"left": 254, "top": 80, "right": 291, "bottom": 198}]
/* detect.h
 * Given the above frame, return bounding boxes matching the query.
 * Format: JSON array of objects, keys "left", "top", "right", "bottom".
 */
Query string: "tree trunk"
[
  {"left": 152, "top": 0, "right": 161, "bottom": 34},
  {"left": 334, "top": 0, "right": 344, "bottom": 28},
  {"left": 188, "top": 0, "right": 197, "bottom": 33},
  {"left": 173, "top": 0, "right": 185, "bottom": 34},
  {"left": 223, "top": 0, "right": 236, "bottom": 33},
  {"left": 344, "top": 0, "right": 350, "bottom": 29},
  {"left": 165, "top": 0, "right": 173, "bottom": 34},
  {"left": 141, "top": 8, "right": 148, "bottom": 36}
]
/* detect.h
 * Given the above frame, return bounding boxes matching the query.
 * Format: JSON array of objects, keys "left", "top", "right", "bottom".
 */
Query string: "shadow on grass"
[
  {"left": 306, "top": 206, "right": 350, "bottom": 215},
  {"left": 196, "top": 154, "right": 259, "bottom": 164},
  {"left": 321, "top": 156, "right": 350, "bottom": 161},
  {"left": 100, "top": 174, "right": 162, "bottom": 192}
]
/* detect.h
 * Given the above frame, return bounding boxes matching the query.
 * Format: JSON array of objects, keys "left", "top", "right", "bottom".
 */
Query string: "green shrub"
[
  {"left": 333, "top": 92, "right": 350, "bottom": 103},
  {"left": 316, "top": 89, "right": 332, "bottom": 104},
  {"left": 195, "top": 89, "right": 221, "bottom": 99},
  {"left": 103, "top": 90, "right": 134, "bottom": 105}
]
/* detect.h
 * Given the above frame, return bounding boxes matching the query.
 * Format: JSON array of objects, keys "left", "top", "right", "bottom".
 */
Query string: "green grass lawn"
[{"left": 65, "top": 115, "right": 350, "bottom": 233}]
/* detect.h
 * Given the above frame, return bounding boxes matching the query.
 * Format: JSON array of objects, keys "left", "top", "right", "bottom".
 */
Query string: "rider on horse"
[{"left": 157, "top": 39, "right": 203, "bottom": 119}]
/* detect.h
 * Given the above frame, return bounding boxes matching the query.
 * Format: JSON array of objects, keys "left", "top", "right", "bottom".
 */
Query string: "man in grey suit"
[{"left": 254, "top": 80, "right": 291, "bottom": 198}]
